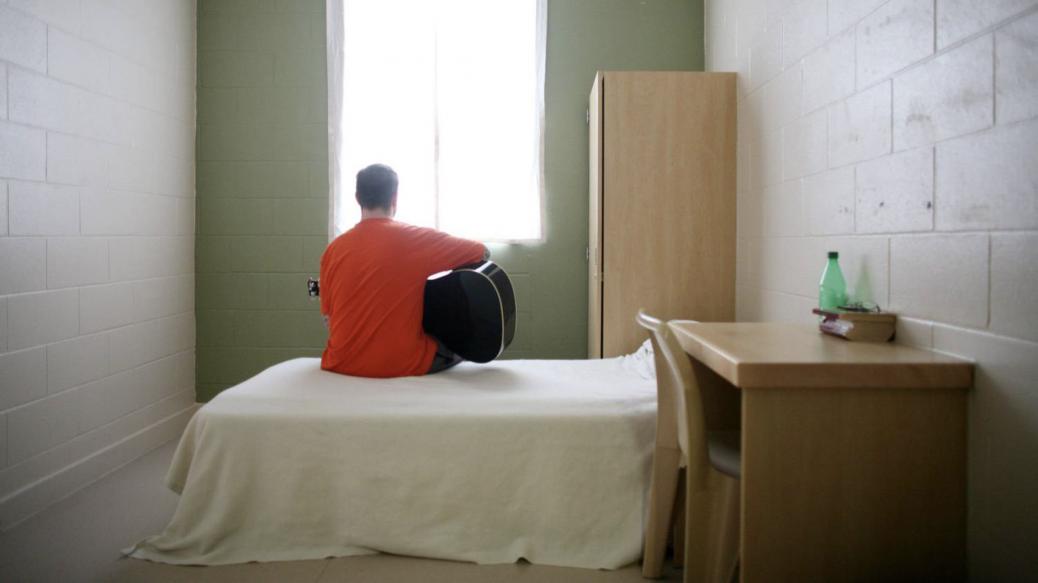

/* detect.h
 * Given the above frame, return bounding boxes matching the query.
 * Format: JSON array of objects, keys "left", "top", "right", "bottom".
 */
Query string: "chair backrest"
[{"left": 636, "top": 310, "right": 710, "bottom": 482}]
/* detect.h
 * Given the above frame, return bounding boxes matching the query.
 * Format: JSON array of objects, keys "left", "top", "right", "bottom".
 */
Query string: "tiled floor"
[{"left": 0, "top": 441, "right": 681, "bottom": 583}]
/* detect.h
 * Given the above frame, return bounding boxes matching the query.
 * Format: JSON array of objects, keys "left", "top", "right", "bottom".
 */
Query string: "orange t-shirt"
[{"left": 319, "top": 218, "right": 485, "bottom": 377}]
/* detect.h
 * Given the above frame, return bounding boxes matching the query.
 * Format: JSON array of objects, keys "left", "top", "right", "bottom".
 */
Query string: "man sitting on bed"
[{"left": 319, "top": 163, "right": 488, "bottom": 378}]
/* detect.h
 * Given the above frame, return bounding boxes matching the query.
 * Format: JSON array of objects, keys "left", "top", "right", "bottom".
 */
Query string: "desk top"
[{"left": 669, "top": 322, "right": 973, "bottom": 390}]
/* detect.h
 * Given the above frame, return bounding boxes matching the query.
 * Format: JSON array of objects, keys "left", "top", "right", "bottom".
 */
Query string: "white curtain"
[{"left": 327, "top": 0, "right": 546, "bottom": 242}]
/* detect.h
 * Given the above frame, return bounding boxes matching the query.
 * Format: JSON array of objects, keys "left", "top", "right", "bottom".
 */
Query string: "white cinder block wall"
[
  {"left": 706, "top": 0, "right": 1038, "bottom": 578},
  {"left": 0, "top": 1, "right": 197, "bottom": 529}
]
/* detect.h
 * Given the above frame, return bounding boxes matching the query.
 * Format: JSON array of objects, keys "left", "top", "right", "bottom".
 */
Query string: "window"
[{"left": 328, "top": 0, "right": 546, "bottom": 241}]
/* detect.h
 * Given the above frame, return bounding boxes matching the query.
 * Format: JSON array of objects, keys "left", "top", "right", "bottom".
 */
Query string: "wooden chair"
[{"left": 636, "top": 311, "right": 741, "bottom": 583}]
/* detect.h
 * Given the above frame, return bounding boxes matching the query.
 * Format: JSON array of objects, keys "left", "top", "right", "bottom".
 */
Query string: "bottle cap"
[{"left": 828, "top": 251, "right": 839, "bottom": 259}]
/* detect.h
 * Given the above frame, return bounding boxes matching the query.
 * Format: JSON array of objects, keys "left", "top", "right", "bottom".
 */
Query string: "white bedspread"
[{"left": 129, "top": 357, "right": 657, "bottom": 568}]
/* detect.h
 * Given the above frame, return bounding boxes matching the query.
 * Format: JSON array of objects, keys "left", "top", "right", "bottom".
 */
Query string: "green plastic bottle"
[{"left": 819, "top": 251, "right": 847, "bottom": 311}]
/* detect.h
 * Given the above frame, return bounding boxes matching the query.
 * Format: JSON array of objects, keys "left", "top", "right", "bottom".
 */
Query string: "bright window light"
[{"left": 333, "top": 0, "right": 545, "bottom": 242}]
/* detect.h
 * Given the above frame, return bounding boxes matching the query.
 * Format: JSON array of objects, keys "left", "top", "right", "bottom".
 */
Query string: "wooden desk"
[{"left": 669, "top": 322, "right": 973, "bottom": 583}]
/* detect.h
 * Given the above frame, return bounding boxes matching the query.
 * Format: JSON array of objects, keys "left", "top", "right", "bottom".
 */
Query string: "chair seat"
[{"left": 707, "top": 430, "right": 741, "bottom": 478}]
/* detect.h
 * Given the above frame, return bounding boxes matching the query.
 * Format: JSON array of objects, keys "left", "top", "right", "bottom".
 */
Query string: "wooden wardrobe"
[{"left": 588, "top": 71, "right": 736, "bottom": 358}]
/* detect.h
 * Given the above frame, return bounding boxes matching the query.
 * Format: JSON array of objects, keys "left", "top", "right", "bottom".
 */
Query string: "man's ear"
[{"left": 355, "top": 191, "right": 362, "bottom": 206}]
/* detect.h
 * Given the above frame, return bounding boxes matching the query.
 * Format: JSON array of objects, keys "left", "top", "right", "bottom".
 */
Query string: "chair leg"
[
  {"left": 642, "top": 447, "right": 682, "bottom": 579},
  {"left": 672, "top": 469, "right": 686, "bottom": 567},
  {"left": 682, "top": 470, "right": 708, "bottom": 583},
  {"left": 714, "top": 475, "right": 740, "bottom": 583},
  {"left": 683, "top": 471, "right": 741, "bottom": 583}
]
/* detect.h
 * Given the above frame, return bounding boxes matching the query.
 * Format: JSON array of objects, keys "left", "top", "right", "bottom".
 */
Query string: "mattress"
[{"left": 128, "top": 356, "right": 657, "bottom": 568}]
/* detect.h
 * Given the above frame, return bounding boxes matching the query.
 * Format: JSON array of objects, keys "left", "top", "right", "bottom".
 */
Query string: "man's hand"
[{"left": 322, "top": 314, "right": 330, "bottom": 329}]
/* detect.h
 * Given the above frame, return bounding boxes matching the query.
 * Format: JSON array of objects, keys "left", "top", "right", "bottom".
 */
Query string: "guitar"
[
  {"left": 422, "top": 261, "right": 517, "bottom": 363},
  {"left": 306, "top": 260, "right": 516, "bottom": 364}
]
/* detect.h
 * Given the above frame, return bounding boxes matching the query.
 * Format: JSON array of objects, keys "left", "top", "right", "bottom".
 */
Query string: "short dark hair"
[{"left": 355, "top": 164, "right": 398, "bottom": 210}]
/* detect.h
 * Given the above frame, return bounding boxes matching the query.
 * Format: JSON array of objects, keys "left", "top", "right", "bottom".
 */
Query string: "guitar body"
[{"left": 423, "top": 261, "right": 517, "bottom": 363}]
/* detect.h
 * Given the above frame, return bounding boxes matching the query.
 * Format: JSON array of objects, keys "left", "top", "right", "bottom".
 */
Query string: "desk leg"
[{"left": 740, "top": 387, "right": 966, "bottom": 583}]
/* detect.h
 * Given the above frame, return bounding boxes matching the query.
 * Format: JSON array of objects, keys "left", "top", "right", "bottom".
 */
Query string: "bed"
[{"left": 128, "top": 351, "right": 658, "bottom": 569}]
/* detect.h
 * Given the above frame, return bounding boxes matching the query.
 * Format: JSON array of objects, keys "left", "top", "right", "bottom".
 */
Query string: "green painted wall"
[
  {"left": 195, "top": 0, "right": 703, "bottom": 400},
  {"left": 195, "top": 0, "right": 329, "bottom": 401}
]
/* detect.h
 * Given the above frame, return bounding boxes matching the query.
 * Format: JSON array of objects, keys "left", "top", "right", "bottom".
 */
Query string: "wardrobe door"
[{"left": 601, "top": 72, "right": 736, "bottom": 357}]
